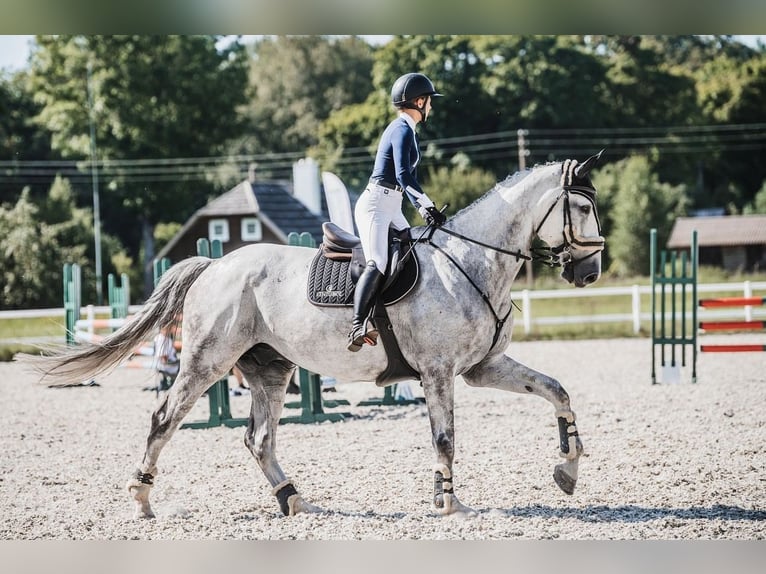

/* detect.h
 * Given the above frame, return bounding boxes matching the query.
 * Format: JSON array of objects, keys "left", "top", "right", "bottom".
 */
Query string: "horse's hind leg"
[
  {"left": 463, "top": 353, "right": 583, "bottom": 495},
  {"left": 126, "top": 371, "right": 216, "bottom": 518},
  {"left": 238, "top": 350, "right": 322, "bottom": 516}
]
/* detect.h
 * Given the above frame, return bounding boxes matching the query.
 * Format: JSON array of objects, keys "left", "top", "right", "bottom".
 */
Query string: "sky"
[
  {"left": 0, "top": 35, "right": 393, "bottom": 72},
  {"left": 0, "top": 35, "right": 34, "bottom": 71},
  {"left": 1, "top": 35, "right": 763, "bottom": 72}
]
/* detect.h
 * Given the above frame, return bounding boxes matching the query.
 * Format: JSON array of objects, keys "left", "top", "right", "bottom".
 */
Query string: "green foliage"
[
  {"left": 596, "top": 155, "right": 688, "bottom": 277},
  {"left": 743, "top": 181, "right": 766, "bottom": 214},
  {"left": 695, "top": 54, "right": 766, "bottom": 207},
  {"left": 471, "top": 35, "right": 613, "bottom": 134},
  {"left": 0, "top": 178, "right": 130, "bottom": 309},
  {"left": 233, "top": 36, "right": 374, "bottom": 166},
  {"left": 313, "top": 91, "right": 388, "bottom": 191},
  {"left": 26, "top": 36, "right": 250, "bottom": 264},
  {"left": 0, "top": 189, "right": 69, "bottom": 308},
  {"left": 0, "top": 71, "right": 57, "bottom": 203},
  {"left": 154, "top": 221, "right": 182, "bottom": 253},
  {"left": 423, "top": 163, "right": 498, "bottom": 214}
]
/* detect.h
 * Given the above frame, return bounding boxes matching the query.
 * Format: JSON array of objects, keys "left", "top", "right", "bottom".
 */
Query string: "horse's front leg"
[
  {"left": 421, "top": 373, "right": 477, "bottom": 517},
  {"left": 462, "top": 353, "right": 583, "bottom": 495}
]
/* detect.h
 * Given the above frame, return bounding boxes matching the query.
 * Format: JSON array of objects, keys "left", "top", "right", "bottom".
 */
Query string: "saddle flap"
[{"left": 307, "top": 242, "right": 419, "bottom": 308}]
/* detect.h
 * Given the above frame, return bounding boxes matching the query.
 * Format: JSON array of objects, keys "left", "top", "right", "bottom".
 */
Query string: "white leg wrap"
[
  {"left": 432, "top": 463, "right": 453, "bottom": 509},
  {"left": 555, "top": 409, "right": 579, "bottom": 460}
]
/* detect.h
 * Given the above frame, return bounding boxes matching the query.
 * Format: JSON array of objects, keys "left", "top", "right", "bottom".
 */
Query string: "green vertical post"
[
  {"left": 63, "top": 263, "right": 81, "bottom": 346},
  {"left": 107, "top": 272, "right": 130, "bottom": 322},
  {"left": 153, "top": 258, "right": 171, "bottom": 288}
]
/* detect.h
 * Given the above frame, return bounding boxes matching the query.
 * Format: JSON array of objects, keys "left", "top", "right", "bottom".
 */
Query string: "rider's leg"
[
  {"left": 348, "top": 187, "right": 397, "bottom": 351},
  {"left": 347, "top": 261, "right": 385, "bottom": 351}
]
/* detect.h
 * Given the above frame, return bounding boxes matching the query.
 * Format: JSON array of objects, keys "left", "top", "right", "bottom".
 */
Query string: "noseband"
[{"left": 535, "top": 159, "right": 605, "bottom": 266}]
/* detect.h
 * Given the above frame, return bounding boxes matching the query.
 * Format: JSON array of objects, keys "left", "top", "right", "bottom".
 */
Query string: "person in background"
[{"left": 152, "top": 323, "right": 179, "bottom": 393}]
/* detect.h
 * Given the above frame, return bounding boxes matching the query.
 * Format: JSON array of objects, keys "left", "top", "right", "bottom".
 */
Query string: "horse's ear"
[{"left": 575, "top": 149, "right": 605, "bottom": 178}]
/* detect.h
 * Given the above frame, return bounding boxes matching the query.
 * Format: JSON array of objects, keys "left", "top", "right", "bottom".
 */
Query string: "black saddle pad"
[{"left": 307, "top": 249, "right": 419, "bottom": 307}]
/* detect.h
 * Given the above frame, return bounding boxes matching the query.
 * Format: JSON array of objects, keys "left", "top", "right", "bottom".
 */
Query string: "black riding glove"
[{"left": 419, "top": 206, "right": 446, "bottom": 227}]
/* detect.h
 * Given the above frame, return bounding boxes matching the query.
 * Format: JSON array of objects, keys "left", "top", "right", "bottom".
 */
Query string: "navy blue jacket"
[{"left": 369, "top": 116, "right": 425, "bottom": 208}]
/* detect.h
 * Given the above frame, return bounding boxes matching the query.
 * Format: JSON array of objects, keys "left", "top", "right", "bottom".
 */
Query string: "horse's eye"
[{"left": 578, "top": 204, "right": 591, "bottom": 215}]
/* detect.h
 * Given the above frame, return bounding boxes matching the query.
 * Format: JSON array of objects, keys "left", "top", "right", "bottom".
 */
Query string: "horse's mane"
[{"left": 451, "top": 161, "right": 560, "bottom": 220}]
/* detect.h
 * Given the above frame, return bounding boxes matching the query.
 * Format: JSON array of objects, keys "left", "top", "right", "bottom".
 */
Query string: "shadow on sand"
[{"left": 495, "top": 503, "right": 765, "bottom": 522}]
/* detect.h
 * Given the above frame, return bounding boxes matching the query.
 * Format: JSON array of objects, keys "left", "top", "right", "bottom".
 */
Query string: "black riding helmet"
[{"left": 390, "top": 73, "right": 442, "bottom": 122}]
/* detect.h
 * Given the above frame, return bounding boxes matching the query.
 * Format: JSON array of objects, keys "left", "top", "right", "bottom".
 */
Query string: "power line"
[{"left": 1, "top": 122, "right": 765, "bottom": 187}]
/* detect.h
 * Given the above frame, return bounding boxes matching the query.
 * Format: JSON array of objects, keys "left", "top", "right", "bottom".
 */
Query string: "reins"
[{"left": 405, "top": 160, "right": 604, "bottom": 352}]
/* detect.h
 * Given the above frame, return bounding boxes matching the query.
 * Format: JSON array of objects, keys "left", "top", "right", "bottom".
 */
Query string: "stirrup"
[{"left": 347, "top": 323, "right": 379, "bottom": 352}]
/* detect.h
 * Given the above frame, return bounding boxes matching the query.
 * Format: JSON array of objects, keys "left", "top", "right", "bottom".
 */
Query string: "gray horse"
[{"left": 23, "top": 153, "right": 605, "bottom": 518}]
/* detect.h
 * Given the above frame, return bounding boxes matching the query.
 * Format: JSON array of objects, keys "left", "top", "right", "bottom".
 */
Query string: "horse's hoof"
[
  {"left": 289, "top": 495, "right": 324, "bottom": 515},
  {"left": 133, "top": 508, "right": 156, "bottom": 519},
  {"left": 127, "top": 481, "right": 155, "bottom": 518},
  {"left": 553, "top": 464, "right": 577, "bottom": 495},
  {"left": 437, "top": 493, "right": 477, "bottom": 517}
]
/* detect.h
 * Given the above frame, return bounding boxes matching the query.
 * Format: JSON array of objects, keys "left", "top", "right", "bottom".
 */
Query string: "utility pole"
[
  {"left": 517, "top": 128, "right": 529, "bottom": 171},
  {"left": 87, "top": 60, "right": 103, "bottom": 305},
  {"left": 517, "top": 129, "right": 533, "bottom": 287}
]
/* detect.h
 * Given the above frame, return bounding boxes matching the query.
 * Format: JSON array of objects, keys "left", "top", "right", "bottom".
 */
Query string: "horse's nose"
[{"left": 582, "top": 272, "right": 599, "bottom": 285}]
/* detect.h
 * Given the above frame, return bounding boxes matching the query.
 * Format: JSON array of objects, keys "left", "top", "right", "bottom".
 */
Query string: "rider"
[{"left": 347, "top": 72, "right": 447, "bottom": 352}]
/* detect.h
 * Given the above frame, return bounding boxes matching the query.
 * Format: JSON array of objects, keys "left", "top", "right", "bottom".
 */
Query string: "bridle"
[
  {"left": 411, "top": 159, "right": 605, "bottom": 350},
  {"left": 535, "top": 158, "right": 605, "bottom": 265}
]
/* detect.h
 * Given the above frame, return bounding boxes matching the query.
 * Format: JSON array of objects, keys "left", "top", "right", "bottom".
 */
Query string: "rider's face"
[{"left": 423, "top": 96, "right": 432, "bottom": 121}]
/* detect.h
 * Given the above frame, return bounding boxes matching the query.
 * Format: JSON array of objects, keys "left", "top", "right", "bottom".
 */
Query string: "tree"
[
  {"left": 743, "top": 181, "right": 766, "bottom": 214},
  {"left": 422, "top": 159, "right": 498, "bottom": 215},
  {"left": 231, "top": 35, "right": 375, "bottom": 170},
  {"left": 0, "top": 189, "right": 70, "bottom": 309},
  {"left": 595, "top": 155, "right": 688, "bottom": 277},
  {"left": 695, "top": 54, "right": 766, "bottom": 211},
  {"left": 0, "top": 70, "right": 56, "bottom": 204},
  {"left": 26, "top": 35, "right": 250, "bottom": 297},
  {"left": 0, "top": 176, "right": 130, "bottom": 309}
]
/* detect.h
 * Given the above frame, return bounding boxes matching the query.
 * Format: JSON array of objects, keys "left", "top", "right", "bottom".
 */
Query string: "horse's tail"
[{"left": 20, "top": 256, "right": 214, "bottom": 386}]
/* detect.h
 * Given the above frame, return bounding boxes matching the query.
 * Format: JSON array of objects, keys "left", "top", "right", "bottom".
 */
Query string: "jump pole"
[
  {"left": 698, "top": 295, "right": 766, "bottom": 353},
  {"left": 650, "top": 228, "right": 697, "bottom": 383}
]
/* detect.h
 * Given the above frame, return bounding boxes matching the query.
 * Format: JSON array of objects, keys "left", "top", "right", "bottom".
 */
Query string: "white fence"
[
  {"left": 2, "top": 283, "right": 765, "bottom": 339},
  {"left": 520, "top": 280, "right": 766, "bottom": 334}
]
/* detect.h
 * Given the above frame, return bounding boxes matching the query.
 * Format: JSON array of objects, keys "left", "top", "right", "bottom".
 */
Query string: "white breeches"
[{"left": 354, "top": 185, "right": 410, "bottom": 273}]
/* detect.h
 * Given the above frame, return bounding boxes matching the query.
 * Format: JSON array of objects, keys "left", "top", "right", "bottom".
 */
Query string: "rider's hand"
[{"left": 419, "top": 206, "right": 446, "bottom": 227}]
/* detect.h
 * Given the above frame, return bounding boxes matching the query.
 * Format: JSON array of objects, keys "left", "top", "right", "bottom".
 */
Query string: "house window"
[
  {"left": 241, "top": 217, "right": 263, "bottom": 242},
  {"left": 208, "top": 219, "right": 230, "bottom": 242}
]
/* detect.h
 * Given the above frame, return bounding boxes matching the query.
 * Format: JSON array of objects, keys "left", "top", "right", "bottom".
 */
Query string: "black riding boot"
[{"left": 347, "top": 261, "right": 385, "bottom": 352}]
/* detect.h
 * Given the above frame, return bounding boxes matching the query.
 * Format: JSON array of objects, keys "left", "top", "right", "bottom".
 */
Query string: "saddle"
[
  {"left": 307, "top": 222, "right": 421, "bottom": 386},
  {"left": 308, "top": 222, "right": 419, "bottom": 307}
]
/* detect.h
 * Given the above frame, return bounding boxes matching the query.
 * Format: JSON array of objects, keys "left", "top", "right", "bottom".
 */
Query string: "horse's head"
[{"left": 536, "top": 151, "right": 605, "bottom": 287}]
